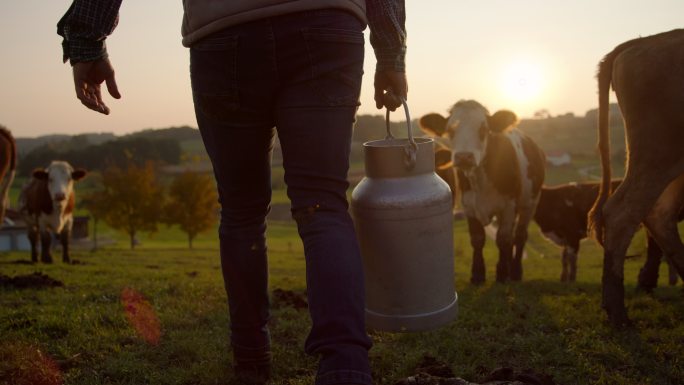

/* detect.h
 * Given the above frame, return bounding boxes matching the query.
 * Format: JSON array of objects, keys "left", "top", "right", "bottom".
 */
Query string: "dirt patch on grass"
[
  {"left": 0, "top": 273, "right": 64, "bottom": 289},
  {"left": 0, "top": 341, "right": 63, "bottom": 385},
  {"left": 480, "top": 367, "right": 556, "bottom": 385},
  {"left": 0, "top": 260, "right": 35, "bottom": 265},
  {"left": 415, "top": 354, "right": 455, "bottom": 378},
  {"left": 396, "top": 357, "right": 557, "bottom": 385},
  {"left": 272, "top": 288, "right": 308, "bottom": 310}
]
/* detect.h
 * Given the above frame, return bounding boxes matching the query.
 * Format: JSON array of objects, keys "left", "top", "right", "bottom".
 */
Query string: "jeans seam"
[{"left": 268, "top": 20, "right": 279, "bottom": 86}]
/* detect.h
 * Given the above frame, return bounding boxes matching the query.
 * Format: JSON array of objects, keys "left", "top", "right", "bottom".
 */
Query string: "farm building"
[{"left": 546, "top": 151, "right": 572, "bottom": 167}]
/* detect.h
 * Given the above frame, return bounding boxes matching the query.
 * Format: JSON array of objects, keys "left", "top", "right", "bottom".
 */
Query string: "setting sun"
[{"left": 500, "top": 58, "right": 545, "bottom": 105}]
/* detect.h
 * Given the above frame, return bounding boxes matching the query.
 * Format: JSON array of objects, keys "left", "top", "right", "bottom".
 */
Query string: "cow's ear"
[
  {"left": 72, "top": 169, "right": 87, "bottom": 181},
  {"left": 33, "top": 169, "right": 48, "bottom": 180},
  {"left": 488, "top": 110, "right": 518, "bottom": 133},
  {"left": 419, "top": 113, "right": 448, "bottom": 137}
]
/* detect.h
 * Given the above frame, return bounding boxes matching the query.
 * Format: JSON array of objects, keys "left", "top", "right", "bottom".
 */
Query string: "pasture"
[
  {"left": 1, "top": 215, "right": 683, "bottom": 385},
  {"left": 0, "top": 149, "right": 681, "bottom": 385}
]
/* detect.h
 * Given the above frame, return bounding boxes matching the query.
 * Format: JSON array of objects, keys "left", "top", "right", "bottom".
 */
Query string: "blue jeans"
[{"left": 190, "top": 10, "right": 372, "bottom": 385}]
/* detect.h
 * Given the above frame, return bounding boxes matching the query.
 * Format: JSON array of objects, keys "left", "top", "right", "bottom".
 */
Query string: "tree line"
[
  {"left": 18, "top": 136, "right": 182, "bottom": 177},
  {"left": 82, "top": 163, "right": 218, "bottom": 250}
]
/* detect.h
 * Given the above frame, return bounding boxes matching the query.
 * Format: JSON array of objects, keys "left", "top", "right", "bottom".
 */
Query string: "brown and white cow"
[
  {"left": 19, "top": 161, "right": 87, "bottom": 263},
  {"left": 589, "top": 29, "right": 684, "bottom": 325},
  {"left": 535, "top": 180, "right": 679, "bottom": 286},
  {"left": 0, "top": 127, "right": 16, "bottom": 225},
  {"left": 420, "top": 100, "right": 545, "bottom": 283}
]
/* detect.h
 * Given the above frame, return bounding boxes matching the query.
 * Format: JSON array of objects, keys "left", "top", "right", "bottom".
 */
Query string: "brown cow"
[
  {"left": 19, "top": 161, "right": 87, "bottom": 263},
  {"left": 589, "top": 29, "right": 684, "bottom": 325},
  {"left": 0, "top": 126, "right": 16, "bottom": 225},
  {"left": 420, "top": 100, "right": 546, "bottom": 283},
  {"left": 536, "top": 180, "right": 679, "bottom": 286}
]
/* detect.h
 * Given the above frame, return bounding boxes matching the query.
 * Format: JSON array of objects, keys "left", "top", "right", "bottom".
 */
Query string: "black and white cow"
[{"left": 420, "top": 100, "right": 545, "bottom": 283}]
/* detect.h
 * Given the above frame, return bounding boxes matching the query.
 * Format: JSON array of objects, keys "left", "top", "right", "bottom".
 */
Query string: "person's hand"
[
  {"left": 374, "top": 70, "right": 408, "bottom": 111},
  {"left": 72, "top": 57, "right": 121, "bottom": 115}
]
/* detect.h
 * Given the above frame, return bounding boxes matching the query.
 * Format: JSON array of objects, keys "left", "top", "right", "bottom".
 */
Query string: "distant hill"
[
  {"left": 15, "top": 127, "right": 195, "bottom": 176},
  {"left": 16, "top": 133, "right": 116, "bottom": 156},
  {"left": 519, "top": 103, "right": 625, "bottom": 157},
  {"left": 12, "top": 106, "right": 625, "bottom": 176},
  {"left": 125, "top": 126, "right": 201, "bottom": 142}
]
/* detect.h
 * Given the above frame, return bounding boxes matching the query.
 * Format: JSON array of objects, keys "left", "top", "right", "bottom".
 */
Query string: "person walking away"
[{"left": 58, "top": 1, "right": 407, "bottom": 384}]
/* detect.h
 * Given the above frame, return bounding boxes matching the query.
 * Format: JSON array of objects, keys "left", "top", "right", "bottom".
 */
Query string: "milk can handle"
[{"left": 385, "top": 98, "right": 418, "bottom": 169}]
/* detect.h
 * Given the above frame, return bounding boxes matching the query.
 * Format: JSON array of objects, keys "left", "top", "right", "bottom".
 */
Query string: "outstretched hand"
[
  {"left": 72, "top": 57, "right": 121, "bottom": 115},
  {"left": 374, "top": 70, "right": 408, "bottom": 111}
]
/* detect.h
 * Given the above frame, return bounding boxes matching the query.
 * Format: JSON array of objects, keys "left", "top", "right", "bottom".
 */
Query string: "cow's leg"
[
  {"left": 567, "top": 239, "right": 580, "bottom": 282},
  {"left": 495, "top": 209, "right": 516, "bottom": 283},
  {"left": 40, "top": 230, "right": 53, "bottom": 263},
  {"left": 60, "top": 228, "right": 71, "bottom": 263},
  {"left": 637, "top": 234, "right": 662, "bottom": 293},
  {"left": 602, "top": 188, "right": 653, "bottom": 325},
  {"left": 643, "top": 173, "right": 684, "bottom": 288},
  {"left": 560, "top": 246, "right": 569, "bottom": 282},
  {"left": 667, "top": 259, "right": 678, "bottom": 286},
  {"left": 603, "top": 171, "right": 684, "bottom": 325},
  {"left": 511, "top": 206, "right": 535, "bottom": 281},
  {"left": 28, "top": 226, "right": 39, "bottom": 263},
  {"left": 468, "top": 217, "right": 486, "bottom": 284}
]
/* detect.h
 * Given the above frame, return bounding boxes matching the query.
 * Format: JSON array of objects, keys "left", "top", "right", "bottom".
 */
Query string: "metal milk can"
[{"left": 351, "top": 101, "right": 458, "bottom": 332}]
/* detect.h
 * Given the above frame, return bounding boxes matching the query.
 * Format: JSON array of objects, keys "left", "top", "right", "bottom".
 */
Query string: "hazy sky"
[{"left": 1, "top": 1, "right": 682, "bottom": 137}]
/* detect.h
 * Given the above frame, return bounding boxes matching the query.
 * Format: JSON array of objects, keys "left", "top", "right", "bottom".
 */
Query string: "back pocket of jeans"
[
  {"left": 190, "top": 34, "right": 239, "bottom": 121},
  {"left": 302, "top": 28, "right": 365, "bottom": 107}
]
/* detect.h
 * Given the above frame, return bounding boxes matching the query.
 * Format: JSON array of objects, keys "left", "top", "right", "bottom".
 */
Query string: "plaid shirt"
[{"left": 57, "top": 0, "right": 406, "bottom": 71}]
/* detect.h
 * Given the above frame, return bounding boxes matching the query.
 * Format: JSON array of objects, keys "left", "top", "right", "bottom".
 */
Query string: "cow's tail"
[
  {"left": 588, "top": 50, "right": 617, "bottom": 245},
  {"left": 0, "top": 127, "right": 16, "bottom": 225}
]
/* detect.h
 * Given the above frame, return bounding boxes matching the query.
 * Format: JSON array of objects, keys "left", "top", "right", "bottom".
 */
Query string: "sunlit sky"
[{"left": 1, "top": 1, "right": 682, "bottom": 138}]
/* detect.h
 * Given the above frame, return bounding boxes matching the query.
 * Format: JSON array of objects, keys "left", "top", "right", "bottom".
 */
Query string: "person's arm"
[
  {"left": 366, "top": 0, "right": 407, "bottom": 111},
  {"left": 58, "top": 0, "right": 123, "bottom": 114}
]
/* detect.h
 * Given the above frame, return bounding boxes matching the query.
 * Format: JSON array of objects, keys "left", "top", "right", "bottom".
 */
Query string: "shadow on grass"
[{"left": 369, "top": 279, "right": 683, "bottom": 385}]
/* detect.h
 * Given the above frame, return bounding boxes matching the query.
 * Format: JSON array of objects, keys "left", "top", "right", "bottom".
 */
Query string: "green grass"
[
  {"left": 2, "top": 154, "right": 681, "bottom": 385},
  {"left": 2, "top": 218, "right": 683, "bottom": 385}
]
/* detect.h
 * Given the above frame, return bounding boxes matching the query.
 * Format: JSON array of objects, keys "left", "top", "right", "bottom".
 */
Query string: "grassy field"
[
  {"left": 1, "top": 214, "right": 683, "bottom": 385},
  {"left": 2, "top": 154, "right": 681, "bottom": 385}
]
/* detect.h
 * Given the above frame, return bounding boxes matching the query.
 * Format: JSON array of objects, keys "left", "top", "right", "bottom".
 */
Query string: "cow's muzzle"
[
  {"left": 453, "top": 152, "right": 476, "bottom": 169},
  {"left": 54, "top": 193, "right": 67, "bottom": 202}
]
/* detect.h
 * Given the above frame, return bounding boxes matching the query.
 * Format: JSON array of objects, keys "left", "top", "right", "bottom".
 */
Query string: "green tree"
[
  {"left": 163, "top": 171, "right": 218, "bottom": 249},
  {"left": 95, "top": 162, "right": 163, "bottom": 249}
]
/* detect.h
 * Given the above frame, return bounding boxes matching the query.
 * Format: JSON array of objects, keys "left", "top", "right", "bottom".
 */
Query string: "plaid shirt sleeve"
[
  {"left": 366, "top": 0, "right": 406, "bottom": 72},
  {"left": 57, "top": 0, "right": 122, "bottom": 65}
]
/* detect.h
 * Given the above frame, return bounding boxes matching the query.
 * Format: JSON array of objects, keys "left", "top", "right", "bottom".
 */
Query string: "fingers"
[
  {"left": 382, "top": 91, "right": 403, "bottom": 112},
  {"left": 374, "top": 87, "right": 384, "bottom": 109},
  {"left": 106, "top": 74, "right": 121, "bottom": 99},
  {"left": 71, "top": 59, "right": 116, "bottom": 115},
  {"left": 374, "top": 70, "right": 408, "bottom": 111},
  {"left": 75, "top": 81, "right": 109, "bottom": 115},
  {"left": 374, "top": 72, "right": 385, "bottom": 109}
]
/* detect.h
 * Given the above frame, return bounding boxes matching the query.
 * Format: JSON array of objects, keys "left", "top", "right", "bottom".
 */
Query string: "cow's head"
[
  {"left": 419, "top": 100, "right": 518, "bottom": 172},
  {"left": 33, "top": 161, "right": 87, "bottom": 209}
]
